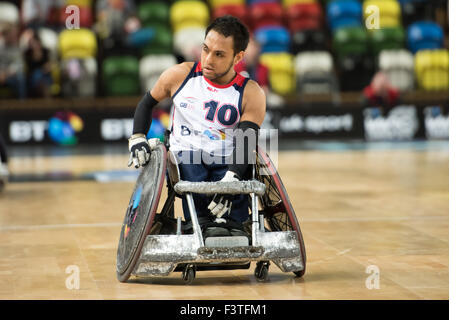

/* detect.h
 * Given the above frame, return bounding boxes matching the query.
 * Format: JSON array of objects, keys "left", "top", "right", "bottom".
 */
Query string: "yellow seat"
[
  {"left": 208, "top": 0, "right": 245, "bottom": 9},
  {"left": 415, "top": 49, "right": 449, "bottom": 91},
  {"left": 59, "top": 28, "right": 97, "bottom": 59},
  {"left": 363, "top": 0, "right": 401, "bottom": 29},
  {"left": 65, "top": 0, "right": 92, "bottom": 7},
  {"left": 260, "top": 53, "right": 295, "bottom": 95},
  {"left": 170, "top": 1, "right": 210, "bottom": 33},
  {"left": 283, "top": 0, "right": 317, "bottom": 7}
]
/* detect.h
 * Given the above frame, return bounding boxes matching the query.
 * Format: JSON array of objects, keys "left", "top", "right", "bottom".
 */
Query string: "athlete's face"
[{"left": 201, "top": 30, "right": 244, "bottom": 82}]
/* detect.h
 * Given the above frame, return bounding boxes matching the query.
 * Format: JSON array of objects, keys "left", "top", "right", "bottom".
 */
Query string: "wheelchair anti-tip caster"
[
  {"left": 254, "top": 261, "right": 270, "bottom": 282},
  {"left": 182, "top": 264, "right": 196, "bottom": 285}
]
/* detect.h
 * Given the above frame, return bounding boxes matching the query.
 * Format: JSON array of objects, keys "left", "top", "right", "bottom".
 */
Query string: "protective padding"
[
  {"left": 59, "top": 28, "right": 97, "bottom": 59},
  {"left": 407, "top": 21, "right": 444, "bottom": 54},
  {"left": 260, "top": 52, "right": 295, "bottom": 95},
  {"left": 170, "top": 0, "right": 210, "bottom": 32},
  {"left": 116, "top": 143, "right": 167, "bottom": 282},
  {"left": 415, "top": 49, "right": 449, "bottom": 91}
]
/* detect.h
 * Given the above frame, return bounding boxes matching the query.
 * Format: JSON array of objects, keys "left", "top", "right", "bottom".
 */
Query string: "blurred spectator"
[
  {"left": 234, "top": 36, "right": 269, "bottom": 91},
  {"left": 362, "top": 71, "right": 400, "bottom": 108},
  {"left": 24, "top": 32, "right": 52, "bottom": 98},
  {"left": 0, "top": 23, "right": 26, "bottom": 99},
  {"left": 22, "top": 0, "right": 63, "bottom": 30},
  {"left": 0, "top": 132, "right": 8, "bottom": 191},
  {"left": 95, "top": 0, "right": 137, "bottom": 50}
]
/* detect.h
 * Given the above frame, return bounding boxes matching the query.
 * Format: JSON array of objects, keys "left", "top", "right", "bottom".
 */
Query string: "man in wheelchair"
[{"left": 127, "top": 16, "right": 266, "bottom": 241}]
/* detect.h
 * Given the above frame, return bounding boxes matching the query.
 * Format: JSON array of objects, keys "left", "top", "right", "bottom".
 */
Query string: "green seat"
[
  {"left": 103, "top": 56, "right": 140, "bottom": 96},
  {"left": 333, "top": 26, "right": 369, "bottom": 57},
  {"left": 370, "top": 27, "right": 405, "bottom": 56},
  {"left": 142, "top": 25, "right": 173, "bottom": 55},
  {"left": 138, "top": 2, "right": 170, "bottom": 29}
]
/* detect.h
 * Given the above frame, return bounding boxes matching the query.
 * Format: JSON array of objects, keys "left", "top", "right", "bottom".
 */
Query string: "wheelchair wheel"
[
  {"left": 116, "top": 143, "right": 167, "bottom": 282},
  {"left": 255, "top": 147, "right": 307, "bottom": 278}
]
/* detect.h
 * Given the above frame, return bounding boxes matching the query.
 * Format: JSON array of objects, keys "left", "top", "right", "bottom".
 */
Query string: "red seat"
[
  {"left": 286, "top": 3, "right": 323, "bottom": 33},
  {"left": 213, "top": 4, "right": 249, "bottom": 27},
  {"left": 60, "top": 5, "right": 93, "bottom": 28},
  {"left": 249, "top": 2, "right": 284, "bottom": 31}
]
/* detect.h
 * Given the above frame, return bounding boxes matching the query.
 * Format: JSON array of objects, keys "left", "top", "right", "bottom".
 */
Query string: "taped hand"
[
  {"left": 207, "top": 171, "right": 240, "bottom": 219},
  {"left": 128, "top": 134, "right": 151, "bottom": 168}
]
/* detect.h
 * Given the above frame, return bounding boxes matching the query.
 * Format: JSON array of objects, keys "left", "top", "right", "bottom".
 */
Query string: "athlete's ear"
[{"left": 233, "top": 51, "right": 245, "bottom": 65}]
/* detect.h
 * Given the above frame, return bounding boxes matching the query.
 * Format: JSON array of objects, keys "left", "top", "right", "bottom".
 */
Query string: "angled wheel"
[
  {"left": 116, "top": 143, "right": 167, "bottom": 282},
  {"left": 255, "top": 147, "right": 307, "bottom": 277},
  {"left": 254, "top": 261, "right": 270, "bottom": 282}
]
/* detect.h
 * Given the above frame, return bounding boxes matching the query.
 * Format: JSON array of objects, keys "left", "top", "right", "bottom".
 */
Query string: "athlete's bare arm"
[
  {"left": 240, "top": 79, "right": 266, "bottom": 126},
  {"left": 150, "top": 62, "right": 195, "bottom": 101}
]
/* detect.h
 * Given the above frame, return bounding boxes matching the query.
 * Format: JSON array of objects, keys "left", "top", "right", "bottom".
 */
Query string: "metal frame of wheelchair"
[{"left": 116, "top": 140, "right": 306, "bottom": 284}]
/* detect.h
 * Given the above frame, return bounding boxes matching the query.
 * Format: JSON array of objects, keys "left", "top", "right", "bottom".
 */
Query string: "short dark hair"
[{"left": 205, "top": 15, "right": 249, "bottom": 54}]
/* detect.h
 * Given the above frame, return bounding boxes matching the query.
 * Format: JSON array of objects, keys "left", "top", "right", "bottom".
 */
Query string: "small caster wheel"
[
  {"left": 182, "top": 264, "right": 196, "bottom": 285},
  {"left": 254, "top": 261, "right": 270, "bottom": 282},
  {"left": 293, "top": 269, "right": 305, "bottom": 278}
]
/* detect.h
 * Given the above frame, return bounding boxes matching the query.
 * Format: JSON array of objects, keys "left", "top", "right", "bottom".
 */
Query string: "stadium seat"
[
  {"left": 249, "top": 2, "right": 284, "bottom": 30},
  {"left": 398, "top": 0, "right": 430, "bottom": 27},
  {"left": 139, "top": 54, "right": 177, "bottom": 92},
  {"left": 333, "top": 26, "right": 369, "bottom": 57},
  {"left": 0, "top": 2, "right": 19, "bottom": 25},
  {"left": 291, "top": 29, "right": 328, "bottom": 54},
  {"left": 283, "top": 0, "right": 317, "bottom": 7},
  {"left": 141, "top": 26, "right": 173, "bottom": 55},
  {"left": 286, "top": 2, "right": 323, "bottom": 33},
  {"left": 173, "top": 26, "right": 205, "bottom": 61},
  {"left": 294, "top": 51, "right": 338, "bottom": 94},
  {"left": 415, "top": 49, "right": 449, "bottom": 91},
  {"left": 212, "top": 4, "right": 249, "bottom": 27},
  {"left": 65, "top": 0, "right": 92, "bottom": 6},
  {"left": 363, "top": 0, "right": 401, "bottom": 29},
  {"left": 260, "top": 52, "right": 295, "bottom": 95},
  {"left": 255, "top": 26, "right": 291, "bottom": 53},
  {"left": 379, "top": 49, "right": 414, "bottom": 91},
  {"left": 60, "top": 57, "right": 97, "bottom": 97},
  {"left": 102, "top": 56, "right": 140, "bottom": 96},
  {"left": 326, "top": 0, "right": 362, "bottom": 33},
  {"left": 209, "top": 0, "right": 246, "bottom": 9},
  {"left": 59, "top": 29, "right": 97, "bottom": 59},
  {"left": 170, "top": 0, "right": 210, "bottom": 32},
  {"left": 370, "top": 26, "right": 405, "bottom": 56},
  {"left": 407, "top": 21, "right": 444, "bottom": 54},
  {"left": 336, "top": 54, "right": 375, "bottom": 91},
  {"left": 138, "top": 2, "right": 170, "bottom": 29}
]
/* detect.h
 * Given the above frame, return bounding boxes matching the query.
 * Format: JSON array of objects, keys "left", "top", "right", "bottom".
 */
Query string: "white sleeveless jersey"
[{"left": 169, "top": 62, "right": 249, "bottom": 157}]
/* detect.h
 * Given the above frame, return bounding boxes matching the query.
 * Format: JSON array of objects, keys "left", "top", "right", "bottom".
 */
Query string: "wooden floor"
[{"left": 1, "top": 147, "right": 449, "bottom": 299}]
